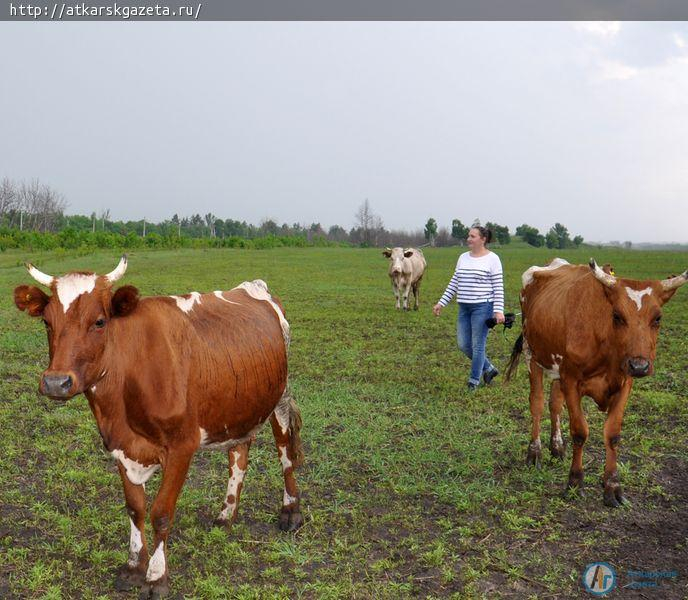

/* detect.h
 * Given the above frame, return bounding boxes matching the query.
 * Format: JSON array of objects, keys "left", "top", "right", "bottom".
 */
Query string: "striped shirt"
[{"left": 438, "top": 251, "right": 504, "bottom": 313}]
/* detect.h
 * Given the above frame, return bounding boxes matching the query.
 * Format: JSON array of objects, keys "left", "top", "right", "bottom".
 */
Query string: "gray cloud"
[{"left": 1, "top": 22, "right": 687, "bottom": 242}]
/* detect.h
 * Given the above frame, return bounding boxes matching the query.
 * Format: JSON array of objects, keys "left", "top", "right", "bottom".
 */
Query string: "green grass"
[{"left": 0, "top": 245, "right": 686, "bottom": 598}]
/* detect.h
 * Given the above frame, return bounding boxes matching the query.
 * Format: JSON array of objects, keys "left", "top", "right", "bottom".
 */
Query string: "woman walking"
[{"left": 433, "top": 226, "right": 505, "bottom": 390}]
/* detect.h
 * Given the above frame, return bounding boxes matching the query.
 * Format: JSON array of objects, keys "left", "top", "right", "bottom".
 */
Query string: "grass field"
[{"left": 1, "top": 244, "right": 686, "bottom": 599}]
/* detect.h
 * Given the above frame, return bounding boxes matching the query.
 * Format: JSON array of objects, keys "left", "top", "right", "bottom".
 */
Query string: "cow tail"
[
  {"left": 504, "top": 334, "right": 524, "bottom": 382},
  {"left": 287, "top": 391, "right": 304, "bottom": 468}
]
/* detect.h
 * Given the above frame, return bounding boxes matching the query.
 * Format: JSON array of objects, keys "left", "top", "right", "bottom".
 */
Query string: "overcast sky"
[{"left": 1, "top": 22, "right": 687, "bottom": 242}]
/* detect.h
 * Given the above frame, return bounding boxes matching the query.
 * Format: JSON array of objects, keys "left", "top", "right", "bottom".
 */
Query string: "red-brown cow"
[
  {"left": 14, "top": 257, "right": 304, "bottom": 598},
  {"left": 506, "top": 258, "right": 687, "bottom": 506}
]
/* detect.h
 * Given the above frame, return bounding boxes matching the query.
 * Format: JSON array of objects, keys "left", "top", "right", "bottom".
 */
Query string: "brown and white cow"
[
  {"left": 14, "top": 257, "right": 304, "bottom": 598},
  {"left": 382, "top": 247, "right": 427, "bottom": 310},
  {"left": 505, "top": 258, "right": 687, "bottom": 507}
]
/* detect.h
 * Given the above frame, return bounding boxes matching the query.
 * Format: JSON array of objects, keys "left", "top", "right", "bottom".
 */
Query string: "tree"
[
  {"left": 517, "top": 224, "right": 545, "bottom": 247},
  {"left": 545, "top": 222, "right": 572, "bottom": 249},
  {"left": 424, "top": 218, "right": 438, "bottom": 246},
  {"left": 354, "top": 199, "right": 382, "bottom": 246},
  {"left": 574, "top": 235, "right": 585, "bottom": 248},
  {"left": 259, "top": 218, "right": 279, "bottom": 236},
  {"left": 436, "top": 227, "right": 450, "bottom": 247},
  {"left": 204, "top": 213, "right": 217, "bottom": 237},
  {"left": 485, "top": 221, "right": 511, "bottom": 245},
  {"left": 327, "top": 224, "right": 349, "bottom": 243},
  {"left": 451, "top": 219, "right": 469, "bottom": 245},
  {"left": 98, "top": 209, "right": 110, "bottom": 231}
]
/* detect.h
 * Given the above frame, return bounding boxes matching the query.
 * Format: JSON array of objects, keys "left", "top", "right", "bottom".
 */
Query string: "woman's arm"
[
  {"left": 438, "top": 271, "right": 460, "bottom": 307},
  {"left": 491, "top": 256, "right": 505, "bottom": 321}
]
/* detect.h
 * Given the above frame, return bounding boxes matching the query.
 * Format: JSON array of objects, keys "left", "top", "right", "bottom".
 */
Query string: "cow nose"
[
  {"left": 41, "top": 374, "right": 74, "bottom": 397},
  {"left": 627, "top": 357, "right": 650, "bottom": 378}
]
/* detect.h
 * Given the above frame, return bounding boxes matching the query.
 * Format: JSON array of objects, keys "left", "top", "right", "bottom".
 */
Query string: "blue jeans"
[{"left": 457, "top": 301, "right": 496, "bottom": 386}]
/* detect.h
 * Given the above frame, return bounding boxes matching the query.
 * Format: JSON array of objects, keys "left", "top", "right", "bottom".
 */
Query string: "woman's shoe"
[{"left": 483, "top": 368, "right": 499, "bottom": 385}]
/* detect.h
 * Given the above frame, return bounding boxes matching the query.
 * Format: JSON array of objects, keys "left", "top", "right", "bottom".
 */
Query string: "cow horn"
[
  {"left": 26, "top": 263, "right": 55, "bottom": 287},
  {"left": 105, "top": 255, "right": 128, "bottom": 282},
  {"left": 660, "top": 270, "right": 688, "bottom": 291},
  {"left": 589, "top": 258, "right": 616, "bottom": 287}
]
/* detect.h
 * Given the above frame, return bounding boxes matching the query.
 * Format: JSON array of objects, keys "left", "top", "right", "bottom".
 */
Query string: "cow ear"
[
  {"left": 112, "top": 285, "right": 139, "bottom": 317},
  {"left": 404, "top": 250, "right": 413, "bottom": 258},
  {"left": 382, "top": 250, "right": 391, "bottom": 258},
  {"left": 14, "top": 285, "right": 50, "bottom": 317}
]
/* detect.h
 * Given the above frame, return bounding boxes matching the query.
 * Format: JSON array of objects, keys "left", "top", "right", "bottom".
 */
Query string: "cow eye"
[
  {"left": 652, "top": 314, "right": 662, "bottom": 328},
  {"left": 94, "top": 318, "right": 106, "bottom": 329},
  {"left": 612, "top": 311, "right": 626, "bottom": 326}
]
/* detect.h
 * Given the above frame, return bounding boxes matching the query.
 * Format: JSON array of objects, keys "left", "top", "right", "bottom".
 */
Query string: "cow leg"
[
  {"left": 214, "top": 441, "right": 251, "bottom": 527},
  {"left": 402, "top": 282, "right": 411, "bottom": 311},
  {"left": 526, "top": 360, "right": 545, "bottom": 468},
  {"left": 603, "top": 380, "right": 632, "bottom": 508},
  {"left": 392, "top": 281, "right": 400, "bottom": 310},
  {"left": 139, "top": 449, "right": 193, "bottom": 600},
  {"left": 563, "top": 383, "right": 588, "bottom": 495},
  {"left": 412, "top": 282, "right": 420, "bottom": 310},
  {"left": 548, "top": 380, "right": 566, "bottom": 459},
  {"left": 114, "top": 463, "right": 148, "bottom": 592},
  {"left": 270, "top": 404, "right": 304, "bottom": 532}
]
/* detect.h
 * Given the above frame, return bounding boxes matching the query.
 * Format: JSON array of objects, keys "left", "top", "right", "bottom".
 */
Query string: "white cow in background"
[{"left": 383, "top": 247, "right": 427, "bottom": 310}]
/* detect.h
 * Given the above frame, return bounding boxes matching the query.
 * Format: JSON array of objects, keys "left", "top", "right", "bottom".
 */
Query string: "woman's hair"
[{"left": 472, "top": 226, "right": 493, "bottom": 244}]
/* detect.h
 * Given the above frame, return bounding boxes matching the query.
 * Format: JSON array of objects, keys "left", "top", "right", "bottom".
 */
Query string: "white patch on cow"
[
  {"left": 213, "top": 290, "right": 242, "bottom": 305},
  {"left": 198, "top": 425, "right": 260, "bottom": 451},
  {"left": 111, "top": 449, "right": 159, "bottom": 485},
  {"left": 217, "top": 450, "right": 246, "bottom": 521},
  {"left": 278, "top": 445, "right": 292, "bottom": 472},
  {"left": 283, "top": 490, "right": 298, "bottom": 507},
  {"left": 90, "top": 384, "right": 96, "bottom": 393},
  {"left": 522, "top": 258, "right": 569, "bottom": 288},
  {"left": 56, "top": 273, "right": 97, "bottom": 313},
  {"left": 544, "top": 362, "right": 560, "bottom": 380},
  {"left": 523, "top": 338, "right": 533, "bottom": 373},
  {"left": 552, "top": 415, "right": 564, "bottom": 450},
  {"left": 272, "top": 393, "right": 291, "bottom": 435},
  {"left": 146, "top": 542, "right": 166, "bottom": 582},
  {"left": 170, "top": 291, "right": 202, "bottom": 313},
  {"left": 234, "top": 280, "right": 290, "bottom": 345},
  {"left": 625, "top": 286, "right": 653, "bottom": 311},
  {"left": 128, "top": 518, "right": 143, "bottom": 567}
]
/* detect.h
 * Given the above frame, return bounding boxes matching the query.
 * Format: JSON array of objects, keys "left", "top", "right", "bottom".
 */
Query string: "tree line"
[{"left": 0, "top": 179, "right": 584, "bottom": 250}]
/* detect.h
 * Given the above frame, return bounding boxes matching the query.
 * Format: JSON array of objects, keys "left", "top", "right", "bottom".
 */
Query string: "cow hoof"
[
  {"left": 278, "top": 508, "right": 304, "bottom": 532},
  {"left": 138, "top": 577, "right": 169, "bottom": 600},
  {"left": 563, "top": 486, "right": 584, "bottom": 500},
  {"left": 603, "top": 486, "right": 628, "bottom": 508},
  {"left": 413, "top": 305, "right": 419, "bottom": 311},
  {"left": 525, "top": 445, "right": 541, "bottom": 468},
  {"left": 565, "top": 471, "right": 584, "bottom": 497},
  {"left": 212, "top": 516, "right": 234, "bottom": 530},
  {"left": 549, "top": 439, "right": 566, "bottom": 459},
  {"left": 114, "top": 565, "right": 146, "bottom": 591}
]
